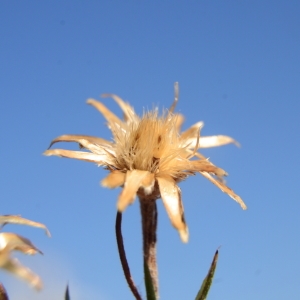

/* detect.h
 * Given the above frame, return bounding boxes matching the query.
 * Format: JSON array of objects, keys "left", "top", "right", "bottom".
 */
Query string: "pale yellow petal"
[
  {"left": 0, "top": 216, "right": 51, "bottom": 237},
  {"left": 141, "top": 172, "right": 155, "bottom": 187},
  {"left": 49, "top": 134, "right": 112, "bottom": 149},
  {"left": 101, "top": 93, "right": 138, "bottom": 123},
  {"left": 0, "top": 233, "right": 42, "bottom": 255},
  {"left": 199, "top": 135, "right": 240, "bottom": 148},
  {"left": 157, "top": 176, "right": 189, "bottom": 243},
  {"left": 174, "top": 113, "right": 185, "bottom": 131},
  {"left": 189, "top": 160, "right": 228, "bottom": 177},
  {"left": 44, "top": 149, "right": 113, "bottom": 165},
  {"left": 200, "top": 171, "right": 247, "bottom": 209},
  {"left": 117, "top": 170, "right": 151, "bottom": 212},
  {"left": 87, "top": 98, "right": 123, "bottom": 126},
  {"left": 140, "top": 172, "right": 155, "bottom": 195},
  {"left": 2, "top": 258, "right": 42, "bottom": 290},
  {"left": 101, "top": 171, "right": 126, "bottom": 188},
  {"left": 76, "top": 139, "right": 116, "bottom": 157}
]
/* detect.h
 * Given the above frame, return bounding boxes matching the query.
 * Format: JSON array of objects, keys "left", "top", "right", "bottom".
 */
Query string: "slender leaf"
[
  {"left": 65, "top": 284, "right": 70, "bottom": 300},
  {"left": 195, "top": 250, "right": 219, "bottom": 300},
  {"left": 144, "top": 260, "right": 156, "bottom": 300}
]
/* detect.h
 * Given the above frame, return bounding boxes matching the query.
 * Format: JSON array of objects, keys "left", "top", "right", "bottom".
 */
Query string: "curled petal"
[
  {"left": 101, "top": 94, "right": 138, "bottom": 123},
  {"left": 200, "top": 171, "right": 247, "bottom": 210},
  {"left": 157, "top": 177, "right": 188, "bottom": 242},
  {"left": 101, "top": 171, "right": 126, "bottom": 188},
  {"left": 117, "top": 170, "right": 151, "bottom": 212},
  {"left": 2, "top": 258, "right": 42, "bottom": 290},
  {"left": 87, "top": 98, "right": 123, "bottom": 127},
  {"left": 0, "top": 216, "right": 51, "bottom": 237},
  {"left": 49, "top": 134, "right": 113, "bottom": 149},
  {"left": 0, "top": 233, "right": 42, "bottom": 255},
  {"left": 44, "top": 149, "right": 114, "bottom": 165},
  {"left": 199, "top": 135, "right": 240, "bottom": 148}
]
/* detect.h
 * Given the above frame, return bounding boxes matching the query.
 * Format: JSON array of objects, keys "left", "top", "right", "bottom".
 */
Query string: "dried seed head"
[{"left": 45, "top": 86, "right": 246, "bottom": 241}]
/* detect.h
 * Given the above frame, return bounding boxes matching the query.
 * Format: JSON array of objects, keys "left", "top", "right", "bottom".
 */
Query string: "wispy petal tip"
[{"left": 179, "top": 228, "right": 189, "bottom": 243}]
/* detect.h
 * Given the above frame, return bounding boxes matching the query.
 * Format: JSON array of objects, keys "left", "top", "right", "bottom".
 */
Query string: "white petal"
[
  {"left": 49, "top": 134, "right": 113, "bottom": 149},
  {"left": 199, "top": 135, "right": 240, "bottom": 148},
  {"left": 2, "top": 258, "right": 42, "bottom": 290},
  {"left": 44, "top": 149, "right": 115, "bottom": 165},
  {"left": 0, "top": 233, "right": 42, "bottom": 255},
  {"left": 0, "top": 215, "right": 51, "bottom": 237},
  {"left": 200, "top": 171, "right": 247, "bottom": 209},
  {"left": 157, "top": 177, "right": 188, "bottom": 242}
]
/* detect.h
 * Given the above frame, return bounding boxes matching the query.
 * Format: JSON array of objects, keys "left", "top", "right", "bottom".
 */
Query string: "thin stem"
[
  {"left": 139, "top": 198, "right": 159, "bottom": 298},
  {"left": 115, "top": 212, "right": 143, "bottom": 300}
]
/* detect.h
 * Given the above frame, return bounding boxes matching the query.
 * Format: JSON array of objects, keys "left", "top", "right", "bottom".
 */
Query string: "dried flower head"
[
  {"left": 44, "top": 84, "right": 246, "bottom": 242},
  {"left": 0, "top": 215, "right": 51, "bottom": 290}
]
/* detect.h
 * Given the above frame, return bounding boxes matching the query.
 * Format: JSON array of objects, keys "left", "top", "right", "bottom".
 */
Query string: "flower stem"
[
  {"left": 115, "top": 212, "right": 142, "bottom": 300},
  {"left": 139, "top": 198, "right": 159, "bottom": 298}
]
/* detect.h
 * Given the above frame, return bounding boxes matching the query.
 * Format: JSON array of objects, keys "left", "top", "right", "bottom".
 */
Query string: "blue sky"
[{"left": 1, "top": 1, "right": 299, "bottom": 299}]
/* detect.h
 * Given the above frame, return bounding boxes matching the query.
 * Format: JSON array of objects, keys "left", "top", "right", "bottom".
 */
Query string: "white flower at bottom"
[{"left": 0, "top": 215, "right": 51, "bottom": 290}]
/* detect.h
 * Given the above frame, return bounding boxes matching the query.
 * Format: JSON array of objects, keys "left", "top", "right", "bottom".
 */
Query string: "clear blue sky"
[{"left": 1, "top": 1, "right": 299, "bottom": 299}]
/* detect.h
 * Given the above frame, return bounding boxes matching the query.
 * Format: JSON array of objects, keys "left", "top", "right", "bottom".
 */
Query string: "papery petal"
[
  {"left": 101, "top": 171, "right": 126, "bottom": 188},
  {"left": 2, "top": 258, "right": 42, "bottom": 290},
  {"left": 199, "top": 135, "right": 240, "bottom": 148},
  {"left": 101, "top": 94, "right": 138, "bottom": 123},
  {"left": 0, "top": 233, "right": 42, "bottom": 255},
  {"left": 157, "top": 177, "right": 188, "bottom": 242},
  {"left": 0, "top": 216, "right": 51, "bottom": 237},
  {"left": 117, "top": 170, "right": 151, "bottom": 212},
  {"left": 200, "top": 171, "right": 247, "bottom": 210},
  {"left": 44, "top": 149, "right": 114, "bottom": 165},
  {"left": 49, "top": 134, "right": 113, "bottom": 149},
  {"left": 77, "top": 139, "right": 115, "bottom": 157},
  {"left": 188, "top": 160, "right": 228, "bottom": 177},
  {"left": 87, "top": 98, "right": 123, "bottom": 126}
]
